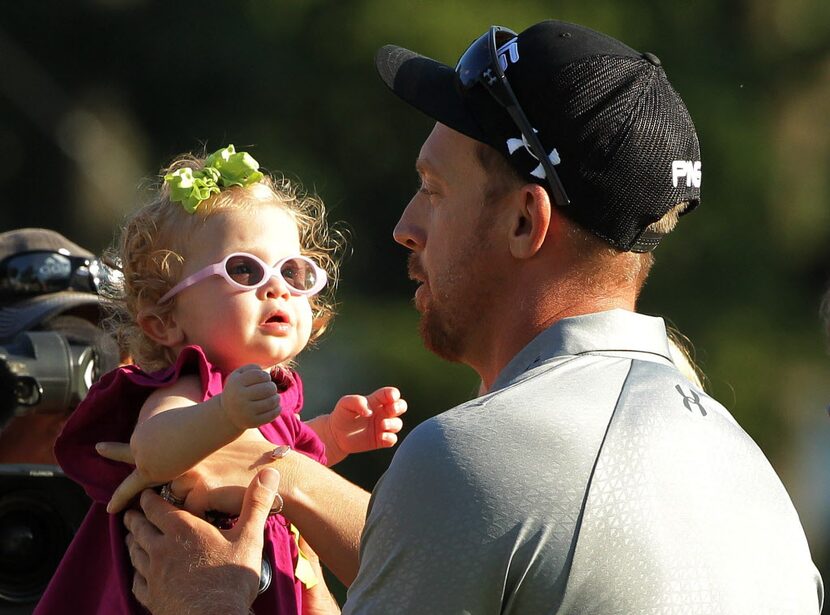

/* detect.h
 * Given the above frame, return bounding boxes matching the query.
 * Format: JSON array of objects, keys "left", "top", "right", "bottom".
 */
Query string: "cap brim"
[
  {"left": 0, "top": 292, "right": 103, "bottom": 341},
  {"left": 375, "top": 45, "right": 488, "bottom": 143}
]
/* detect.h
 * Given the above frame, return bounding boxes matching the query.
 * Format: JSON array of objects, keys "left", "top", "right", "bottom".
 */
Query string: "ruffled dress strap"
[
  {"left": 259, "top": 367, "right": 326, "bottom": 466},
  {"left": 55, "top": 345, "right": 223, "bottom": 504}
]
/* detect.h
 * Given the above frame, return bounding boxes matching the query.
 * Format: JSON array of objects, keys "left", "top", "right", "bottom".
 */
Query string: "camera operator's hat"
[
  {"left": 375, "top": 20, "right": 702, "bottom": 252},
  {"left": 0, "top": 228, "right": 102, "bottom": 341}
]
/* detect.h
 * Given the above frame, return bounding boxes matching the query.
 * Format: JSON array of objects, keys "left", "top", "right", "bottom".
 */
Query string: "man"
[
  {"left": 0, "top": 227, "right": 119, "bottom": 461},
  {"left": 113, "top": 20, "right": 824, "bottom": 613},
  {"left": 0, "top": 228, "right": 121, "bottom": 607}
]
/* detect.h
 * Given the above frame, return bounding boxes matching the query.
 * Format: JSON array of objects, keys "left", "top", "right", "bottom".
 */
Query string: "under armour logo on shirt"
[{"left": 675, "top": 384, "right": 707, "bottom": 417}]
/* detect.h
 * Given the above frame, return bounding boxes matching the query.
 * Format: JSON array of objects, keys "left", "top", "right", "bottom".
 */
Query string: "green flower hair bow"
[{"left": 164, "top": 145, "right": 265, "bottom": 213}]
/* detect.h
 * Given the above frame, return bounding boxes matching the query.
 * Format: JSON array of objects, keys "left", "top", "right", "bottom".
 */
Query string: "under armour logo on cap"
[{"left": 506, "top": 132, "right": 561, "bottom": 180}]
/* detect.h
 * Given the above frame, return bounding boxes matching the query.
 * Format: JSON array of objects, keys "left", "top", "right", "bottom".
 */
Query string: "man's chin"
[{"left": 418, "top": 309, "right": 463, "bottom": 363}]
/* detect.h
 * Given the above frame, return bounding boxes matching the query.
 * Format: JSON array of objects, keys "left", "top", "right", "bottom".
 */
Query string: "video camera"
[
  {"left": 0, "top": 465, "right": 88, "bottom": 611},
  {"left": 0, "top": 330, "right": 101, "bottom": 427},
  {"left": 0, "top": 322, "right": 119, "bottom": 612}
]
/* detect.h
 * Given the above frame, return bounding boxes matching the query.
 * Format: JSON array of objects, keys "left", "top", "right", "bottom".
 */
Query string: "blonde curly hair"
[{"left": 103, "top": 151, "right": 346, "bottom": 372}]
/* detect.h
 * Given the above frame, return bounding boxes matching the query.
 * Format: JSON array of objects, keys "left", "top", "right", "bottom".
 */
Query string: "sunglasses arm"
[
  {"left": 159, "top": 264, "right": 224, "bottom": 304},
  {"left": 502, "top": 102, "right": 570, "bottom": 208}
]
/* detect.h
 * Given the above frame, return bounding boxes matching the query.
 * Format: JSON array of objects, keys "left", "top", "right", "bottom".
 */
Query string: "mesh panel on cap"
[{"left": 522, "top": 55, "right": 700, "bottom": 250}]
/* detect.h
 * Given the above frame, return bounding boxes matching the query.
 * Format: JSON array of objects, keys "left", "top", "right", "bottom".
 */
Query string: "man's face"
[{"left": 393, "top": 123, "right": 502, "bottom": 363}]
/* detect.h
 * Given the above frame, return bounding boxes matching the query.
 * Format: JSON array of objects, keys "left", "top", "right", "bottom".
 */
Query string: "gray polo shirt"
[{"left": 345, "top": 309, "right": 824, "bottom": 614}]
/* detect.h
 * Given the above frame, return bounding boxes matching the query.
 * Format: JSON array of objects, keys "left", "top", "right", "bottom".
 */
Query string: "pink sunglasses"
[{"left": 159, "top": 252, "right": 327, "bottom": 303}]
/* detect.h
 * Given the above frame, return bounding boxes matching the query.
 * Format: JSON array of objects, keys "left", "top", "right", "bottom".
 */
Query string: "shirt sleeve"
[{"left": 343, "top": 418, "right": 509, "bottom": 614}]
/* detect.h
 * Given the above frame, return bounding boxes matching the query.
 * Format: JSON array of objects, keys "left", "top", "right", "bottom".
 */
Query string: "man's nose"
[{"left": 393, "top": 196, "right": 426, "bottom": 251}]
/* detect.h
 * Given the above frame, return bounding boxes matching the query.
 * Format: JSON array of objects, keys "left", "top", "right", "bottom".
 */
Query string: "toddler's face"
[{"left": 168, "top": 203, "right": 314, "bottom": 374}]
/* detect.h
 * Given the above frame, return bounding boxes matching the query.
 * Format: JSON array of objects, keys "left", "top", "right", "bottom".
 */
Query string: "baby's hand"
[
  {"left": 220, "top": 364, "right": 281, "bottom": 430},
  {"left": 329, "top": 387, "right": 407, "bottom": 457}
]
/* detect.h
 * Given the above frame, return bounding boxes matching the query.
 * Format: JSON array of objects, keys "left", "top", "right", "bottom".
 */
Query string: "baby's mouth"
[{"left": 263, "top": 310, "right": 290, "bottom": 325}]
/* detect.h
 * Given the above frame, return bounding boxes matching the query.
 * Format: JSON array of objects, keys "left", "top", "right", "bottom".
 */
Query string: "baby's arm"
[
  {"left": 306, "top": 387, "right": 407, "bottom": 466},
  {"left": 107, "top": 364, "right": 280, "bottom": 513}
]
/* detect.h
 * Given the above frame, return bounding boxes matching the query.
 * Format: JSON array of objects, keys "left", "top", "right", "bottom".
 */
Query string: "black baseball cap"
[
  {"left": 0, "top": 228, "right": 103, "bottom": 341},
  {"left": 375, "top": 20, "right": 702, "bottom": 252}
]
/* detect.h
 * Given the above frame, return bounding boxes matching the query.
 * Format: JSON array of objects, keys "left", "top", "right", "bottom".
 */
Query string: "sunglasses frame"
[
  {"left": 456, "top": 26, "right": 570, "bottom": 208},
  {"left": 159, "top": 252, "right": 328, "bottom": 304},
  {"left": 0, "top": 250, "right": 100, "bottom": 298}
]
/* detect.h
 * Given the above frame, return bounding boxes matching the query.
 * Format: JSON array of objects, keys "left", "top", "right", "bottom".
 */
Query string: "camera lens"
[{"left": 0, "top": 490, "right": 75, "bottom": 603}]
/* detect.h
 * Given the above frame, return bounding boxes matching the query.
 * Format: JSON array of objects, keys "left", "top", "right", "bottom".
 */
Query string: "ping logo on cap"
[{"left": 672, "top": 160, "right": 702, "bottom": 188}]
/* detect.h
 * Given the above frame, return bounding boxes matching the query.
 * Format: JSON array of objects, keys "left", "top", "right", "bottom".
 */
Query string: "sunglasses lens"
[
  {"left": 0, "top": 252, "right": 74, "bottom": 295},
  {"left": 494, "top": 28, "right": 516, "bottom": 47},
  {"left": 280, "top": 258, "right": 318, "bottom": 292},
  {"left": 456, "top": 33, "right": 492, "bottom": 88},
  {"left": 225, "top": 255, "right": 266, "bottom": 287}
]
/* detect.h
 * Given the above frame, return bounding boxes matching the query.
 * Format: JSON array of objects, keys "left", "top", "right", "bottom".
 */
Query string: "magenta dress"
[{"left": 36, "top": 345, "right": 326, "bottom": 615}]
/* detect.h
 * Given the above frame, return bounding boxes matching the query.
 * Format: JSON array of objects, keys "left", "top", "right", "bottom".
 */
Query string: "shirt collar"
[{"left": 491, "top": 309, "right": 672, "bottom": 392}]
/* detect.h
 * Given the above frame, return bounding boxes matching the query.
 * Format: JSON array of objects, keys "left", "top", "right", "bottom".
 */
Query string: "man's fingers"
[
  {"left": 131, "top": 570, "right": 149, "bottom": 607},
  {"left": 107, "top": 469, "right": 150, "bottom": 514},
  {"left": 95, "top": 442, "right": 135, "bottom": 464},
  {"left": 138, "top": 488, "right": 184, "bottom": 530},
  {"left": 123, "top": 508, "right": 165, "bottom": 567},
  {"left": 125, "top": 532, "right": 151, "bottom": 578},
  {"left": 236, "top": 468, "right": 280, "bottom": 543}
]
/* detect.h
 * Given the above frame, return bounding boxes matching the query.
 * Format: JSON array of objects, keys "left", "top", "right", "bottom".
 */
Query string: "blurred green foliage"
[{"left": 1, "top": 0, "right": 828, "bottom": 592}]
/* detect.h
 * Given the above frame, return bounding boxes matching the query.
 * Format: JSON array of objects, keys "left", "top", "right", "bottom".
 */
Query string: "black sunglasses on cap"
[
  {"left": 456, "top": 26, "right": 570, "bottom": 208},
  {"left": 0, "top": 250, "right": 103, "bottom": 298}
]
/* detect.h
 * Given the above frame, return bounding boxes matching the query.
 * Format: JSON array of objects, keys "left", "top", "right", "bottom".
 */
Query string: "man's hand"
[
  {"left": 221, "top": 364, "right": 282, "bottom": 430},
  {"left": 299, "top": 537, "right": 342, "bottom": 615},
  {"left": 325, "top": 387, "right": 407, "bottom": 462},
  {"left": 97, "top": 439, "right": 280, "bottom": 518},
  {"left": 99, "top": 436, "right": 370, "bottom": 586},
  {"left": 123, "top": 467, "right": 281, "bottom": 615}
]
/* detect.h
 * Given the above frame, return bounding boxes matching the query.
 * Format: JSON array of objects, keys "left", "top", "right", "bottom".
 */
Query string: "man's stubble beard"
[
  {"left": 409, "top": 224, "right": 495, "bottom": 365},
  {"left": 418, "top": 285, "right": 465, "bottom": 363}
]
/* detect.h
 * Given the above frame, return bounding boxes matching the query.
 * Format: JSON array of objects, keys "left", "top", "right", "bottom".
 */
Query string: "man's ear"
[
  {"left": 507, "top": 184, "right": 552, "bottom": 259},
  {"left": 137, "top": 308, "right": 184, "bottom": 348}
]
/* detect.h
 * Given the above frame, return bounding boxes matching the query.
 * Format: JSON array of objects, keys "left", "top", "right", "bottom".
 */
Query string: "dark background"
[{"left": 1, "top": 0, "right": 828, "bottom": 600}]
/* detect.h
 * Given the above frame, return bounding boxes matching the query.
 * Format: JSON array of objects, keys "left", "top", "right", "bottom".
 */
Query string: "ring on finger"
[
  {"left": 160, "top": 483, "right": 185, "bottom": 507},
  {"left": 269, "top": 493, "right": 284, "bottom": 515}
]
